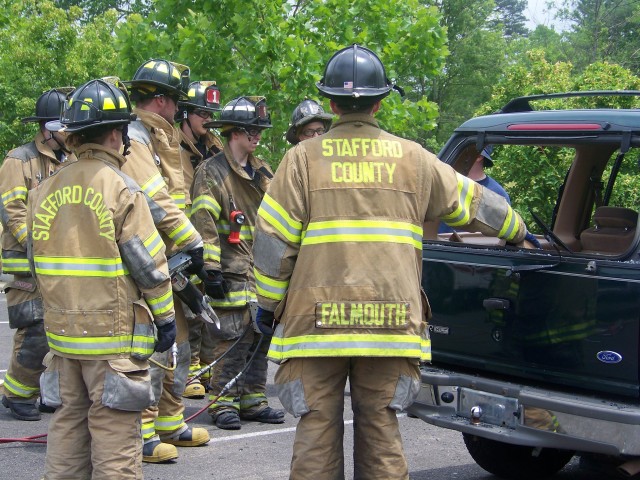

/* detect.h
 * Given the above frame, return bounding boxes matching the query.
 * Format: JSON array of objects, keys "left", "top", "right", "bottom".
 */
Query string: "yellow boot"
[
  {"left": 142, "top": 438, "right": 178, "bottom": 463},
  {"left": 182, "top": 380, "right": 206, "bottom": 399},
  {"left": 161, "top": 426, "right": 210, "bottom": 447}
]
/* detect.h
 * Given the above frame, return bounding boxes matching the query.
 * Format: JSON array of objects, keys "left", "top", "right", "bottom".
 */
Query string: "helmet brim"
[
  {"left": 204, "top": 120, "right": 272, "bottom": 130},
  {"left": 178, "top": 101, "right": 221, "bottom": 112},
  {"left": 22, "top": 115, "right": 58, "bottom": 124},
  {"left": 46, "top": 119, "right": 132, "bottom": 134},
  {"left": 123, "top": 80, "right": 189, "bottom": 101}
]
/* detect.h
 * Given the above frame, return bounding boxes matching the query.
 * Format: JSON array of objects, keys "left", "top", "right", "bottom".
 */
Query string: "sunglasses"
[
  {"left": 193, "top": 109, "right": 213, "bottom": 120},
  {"left": 301, "top": 127, "right": 326, "bottom": 137},
  {"left": 240, "top": 127, "right": 263, "bottom": 137}
]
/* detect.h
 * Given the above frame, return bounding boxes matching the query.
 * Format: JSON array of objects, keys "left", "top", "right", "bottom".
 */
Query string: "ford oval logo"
[{"left": 597, "top": 351, "right": 622, "bottom": 364}]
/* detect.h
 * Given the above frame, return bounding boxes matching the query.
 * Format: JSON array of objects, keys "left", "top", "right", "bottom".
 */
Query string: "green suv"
[{"left": 408, "top": 91, "right": 640, "bottom": 479}]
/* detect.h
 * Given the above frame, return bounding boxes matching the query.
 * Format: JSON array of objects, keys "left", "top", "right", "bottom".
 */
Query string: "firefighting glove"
[
  {"left": 203, "top": 270, "right": 229, "bottom": 299},
  {"left": 184, "top": 246, "right": 205, "bottom": 275},
  {"left": 155, "top": 320, "right": 177, "bottom": 353},
  {"left": 253, "top": 307, "right": 275, "bottom": 336}
]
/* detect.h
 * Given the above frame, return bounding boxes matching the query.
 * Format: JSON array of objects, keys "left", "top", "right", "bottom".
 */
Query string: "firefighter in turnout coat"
[
  {"left": 177, "top": 81, "right": 223, "bottom": 399},
  {"left": 0, "top": 88, "right": 75, "bottom": 421},
  {"left": 30, "top": 78, "right": 176, "bottom": 479},
  {"left": 190, "top": 96, "right": 285, "bottom": 430},
  {"left": 251, "top": 45, "right": 528, "bottom": 480},
  {"left": 122, "top": 59, "right": 209, "bottom": 462}
]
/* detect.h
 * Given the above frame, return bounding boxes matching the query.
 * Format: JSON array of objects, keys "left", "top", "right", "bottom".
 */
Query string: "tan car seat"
[{"left": 580, "top": 206, "right": 638, "bottom": 254}]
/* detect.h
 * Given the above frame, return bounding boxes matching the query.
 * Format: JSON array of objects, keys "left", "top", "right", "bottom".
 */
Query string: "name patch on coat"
[{"left": 315, "top": 302, "right": 410, "bottom": 329}]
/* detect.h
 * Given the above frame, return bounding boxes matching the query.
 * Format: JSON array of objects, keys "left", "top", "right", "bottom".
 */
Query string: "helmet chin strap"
[
  {"left": 184, "top": 114, "right": 198, "bottom": 142},
  {"left": 122, "top": 125, "right": 132, "bottom": 156},
  {"left": 41, "top": 131, "right": 70, "bottom": 154}
]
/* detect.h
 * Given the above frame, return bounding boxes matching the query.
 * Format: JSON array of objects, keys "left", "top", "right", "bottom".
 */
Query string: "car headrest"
[{"left": 593, "top": 206, "right": 638, "bottom": 229}]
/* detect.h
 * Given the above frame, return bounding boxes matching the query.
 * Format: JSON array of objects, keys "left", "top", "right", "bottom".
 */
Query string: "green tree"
[
  {"left": 424, "top": 0, "right": 507, "bottom": 146},
  {"left": 494, "top": 0, "right": 528, "bottom": 37},
  {"left": 479, "top": 50, "right": 640, "bottom": 227},
  {"left": 0, "top": 0, "right": 118, "bottom": 156},
  {"left": 115, "top": 0, "right": 448, "bottom": 166},
  {"left": 557, "top": 0, "right": 640, "bottom": 72},
  {"left": 54, "top": 0, "right": 150, "bottom": 21}
]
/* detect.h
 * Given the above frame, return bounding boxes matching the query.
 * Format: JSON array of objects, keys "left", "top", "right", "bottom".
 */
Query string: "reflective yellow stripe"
[
  {"left": 143, "top": 230, "right": 163, "bottom": 257},
  {"left": 34, "top": 256, "right": 126, "bottom": 277},
  {"left": 171, "top": 193, "right": 186, "bottom": 210},
  {"left": 2, "top": 257, "right": 30, "bottom": 273},
  {"left": 141, "top": 173, "right": 166, "bottom": 199},
  {"left": 268, "top": 333, "right": 431, "bottom": 362},
  {"left": 47, "top": 331, "right": 131, "bottom": 355},
  {"left": 14, "top": 223, "right": 27, "bottom": 243},
  {"left": 208, "top": 289, "right": 256, "bottom": 308},
  {"left": 441, "top": 173, "right": 474, "bottom": 227},
  {"left": 302, "top": 219, "right": 423, "bottom": 249},
  {"left": 216, "top": 220, "right": 254, "bottom": 240},
  {"left": 147, "top": 289, "right": 174, "bottom": 316},
  {"left": 191, "top": 194, "right": 221, "bottom": 219},
  {"left": 142, "top": 421, "right": 156, "bottom": 439},
  {"left": 2, "top": 186, "right": 27, "bottom": 205},
  {"left": 255, "top": 269, "right": 288, "bottom": 301},
  {"left": 258, "top": 194, "right": 302, "bottom": 243},
  {"left": 131, "top": 323, "right": 155, "bottom": 357},
  {"left": 240, "top": 393, "right": 267, "bottom": 409},
  {"left": 3, "top": 373, "right": 39, "bottom": 398},
  {"left": 168, "top": 220, "right": 197, "bottom": 246},
  {"left": 498, "top": 205, "right": 521, "bottom": 241},
  {"left": 156, "top": 414, "right": 186, "bottom": 432},
  {"left": 204, "top": 242, "right": 220, "bottom": 262}
]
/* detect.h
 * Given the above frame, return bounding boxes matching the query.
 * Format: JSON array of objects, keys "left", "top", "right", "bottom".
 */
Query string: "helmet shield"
[
  {"left": 125, "top": 59, "right": 190, "bottom": 101},
  {"left": 22, "top": 87, "right": 75, "bottom": 124},
  {"left": 316, "top": 44, "right": 393, "bottom": 101},
  {"left": 205, "top": 96, "right": 272, "bottom": 130},
  {"left": 179, "top": 81, "right": 222, "bottom": 112}
]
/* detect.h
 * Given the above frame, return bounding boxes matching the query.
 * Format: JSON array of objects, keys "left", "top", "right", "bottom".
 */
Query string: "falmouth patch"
[{"left": 315, "top": 302, "right": 410, "bottom": 329}]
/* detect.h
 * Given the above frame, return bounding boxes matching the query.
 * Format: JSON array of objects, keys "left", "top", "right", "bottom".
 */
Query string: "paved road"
[{"left": 0, "top": 277, "right": 625, "bottom": 479}]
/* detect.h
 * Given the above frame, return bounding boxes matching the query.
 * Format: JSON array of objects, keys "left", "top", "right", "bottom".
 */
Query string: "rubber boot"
[
  {"left": 142, "top": 438, "right": 178, "bottom": 463},
  {"left": 160, "top": 425, "right": 210, "bottom": 447},
  {"left": 240, "top": 406, "right": 285, "bottom": 424},
  {"left": 2, "top": 395, "right": 40, "bottom": 421},
  {"left": 211, "top": 409, "right": 241, "bottom": 430},
  {"left": 39, "top": 400, "right": 57, "bottom": 414}
]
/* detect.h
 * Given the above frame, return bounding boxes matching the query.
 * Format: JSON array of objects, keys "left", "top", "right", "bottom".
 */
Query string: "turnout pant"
[
  {"left": 142, "top": 300, "right": 191, "bottom": 441},
  {"left": 43, "top": 355, "right": 151, "bottom": 480},
  {"left": 3, "top": 282, "right": 47, "bottom": 404},
  {"left": 207, "top": 307, "right": 270, "bottom": 416},
  {"left": 275, "top": 357, "right": 420, "bottom": 480}
]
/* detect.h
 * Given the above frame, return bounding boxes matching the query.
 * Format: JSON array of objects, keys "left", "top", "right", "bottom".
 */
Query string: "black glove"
[
  {"left": 203, "top": 270, "right": 228, "bottom": 299},
  {"left": 253, "top": 307, "right": 275, "bottom": 336},
  {"left": 155, "top": 320, "right": 176, "bottom": 353},
  {"left": 184, "top": 247, "right": 204, "bottom": 275}
]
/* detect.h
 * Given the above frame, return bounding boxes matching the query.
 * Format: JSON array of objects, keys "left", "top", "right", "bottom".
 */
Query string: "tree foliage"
[
  {"left": 115, "top": 0, "right": 448, "bottom": 166},
  {"left": 557, "top": 0, "right": 640, "bottom": 72},
  {"left": 479, "top": 50, "right": 640, "bottom": 228},
  {"left": 54, "top": 0, "right": 150, "bottom": 21},
  {"left": 0, "top": 0, "right": 117, "bottom": 152}
]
